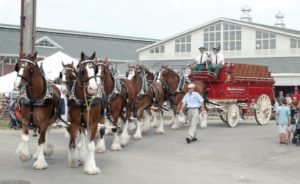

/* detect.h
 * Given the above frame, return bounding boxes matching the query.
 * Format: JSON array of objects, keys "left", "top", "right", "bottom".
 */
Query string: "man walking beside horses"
[{"left": 179, "top": 83, "right": 206, "bottom": 144}]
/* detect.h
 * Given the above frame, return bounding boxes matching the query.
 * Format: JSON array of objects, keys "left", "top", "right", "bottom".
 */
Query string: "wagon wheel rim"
[
  {"left": 227, "top": 104, "right": 239, "bottom": 127},
  {"left": 255, "top": 94, "right": 272, "bottom": 125}
]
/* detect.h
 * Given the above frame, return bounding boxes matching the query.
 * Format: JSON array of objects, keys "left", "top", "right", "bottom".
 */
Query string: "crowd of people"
[{"left": 275, "top": 87, "right": 300, "bottom": 145}]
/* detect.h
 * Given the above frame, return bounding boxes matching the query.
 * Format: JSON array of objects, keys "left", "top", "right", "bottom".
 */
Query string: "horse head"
[
  {"left": 14, "top": 52, "right": 38, "bottom": 90},
  {"left": 95, "top": 57, "right": 110, "bottom": 85},
  {"left": 77, "top": 51, "right": 98, "bottom": 95},
  {"left": 157, "top": 65, "right": 180, "bottom": 91},
  {"left": 60, "top": 61, "right": 77, "bottom": 92}
]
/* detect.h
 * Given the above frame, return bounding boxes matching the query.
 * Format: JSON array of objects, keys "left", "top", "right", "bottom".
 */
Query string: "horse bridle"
[
  {"left": 60, "top": 66, "right": 77, "bottom": 91},
  {"left": 95, "top": 62, "right": 109, "bottom": 80},
  {"left": 78, "top": 59, "right": 98, "bottom": 84},
  {"left": 16, "top": 59, "right": 37, "bottom": 85}
]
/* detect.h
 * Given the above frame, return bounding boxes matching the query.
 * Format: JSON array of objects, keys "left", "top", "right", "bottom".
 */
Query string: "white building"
[{"left": 137, "top": 14, "right": 300, "bottom": 93}]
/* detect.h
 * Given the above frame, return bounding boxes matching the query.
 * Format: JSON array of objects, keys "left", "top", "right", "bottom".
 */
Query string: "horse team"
[{"left": 13, "top": 52, "right": 207, "bottom": 175}]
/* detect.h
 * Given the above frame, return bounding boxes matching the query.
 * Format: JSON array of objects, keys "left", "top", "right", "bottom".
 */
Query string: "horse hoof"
[
  {"left": 120, "top": 135, "right": 130, "bottom": 147},
  {"left": 84, "top": 166, "right": 101, "bottom": 175},
  {"left": 171, "top": 124, "right": 179, "bottom": 130},
  {"left": 111, "top": 143, "right": 122, "bottom": 151},
  {"left": 33, "top": 160, "right": 48, "bottom": 170},
  {"left": 129, "top": 123, "right": 137, "bottom": 131},
  {"left": 19, "top": 154, "right": 32, "bottom": 162},
  {"left": 44, "top": 144, "right": 54, "bottom": 157},
  {"left": 156, "top": 129, "right": 164, "bottom": 134},
  {"left": 150, "top": 123, "right": 158, "bottom": 128},
  {"left": 69, "top": 159, "right": 79, "bottom": 168},
  {"left": 95, "top": 140, "right": 106, "bottom": 154},
  {"left": 133, "top": 134, "right": 142, "bottom": 140},
  {"left": 142, "top": 127, "right": 150, "bottom": 133}
]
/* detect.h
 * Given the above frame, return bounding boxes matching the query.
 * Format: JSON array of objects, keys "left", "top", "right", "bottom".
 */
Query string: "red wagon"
[{"left": 188, "top": 63, "right": 275, "bottom": 127}]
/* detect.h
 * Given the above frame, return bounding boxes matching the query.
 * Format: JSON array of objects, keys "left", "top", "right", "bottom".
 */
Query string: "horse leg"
[
  {"left": 156, "top": 108, "right": 165, "bottom": 134},
  {"left": 150, "top": 109, "right": 159, "bottom": 128},
  {"left": 166, "top": 110, "right": 176, "bottom": 127},
  {"left": 120, "top": 120, "right": 130, "bottom": 146},
  {"left": 171, "top": 107, "right": 181, "bottom": 130},
  {"left": 78, "top": 130, "right": 87, "bottom": 166},
  {"left": 43, "top": 126, "right": 54, "bottom": 157},
  {"left": 133, "top": 109, "right": 144, "bottom": 140},
  {"left": 68, "top": 124, "right": 79, "bottom": 168},
  {"left": 95, "top": 125, "right": 106, "bottom": 153},
  {"left": 84, "top": 123, "right": 100, "bottom": 175},
  {"left": 33, "top": 126, "right": 48, "bottom": 170},
  {"left": 142, "top": 109, "right": 151, "bottom": 133},
  {"left": 16, "top": 123, "right": 32, "bottom": 162}
]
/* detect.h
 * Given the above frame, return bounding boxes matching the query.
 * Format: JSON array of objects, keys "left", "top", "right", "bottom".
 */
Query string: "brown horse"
[
  {"left": 14, "top": 52, "right": 60, "bottom": 170},
  {"left": 126, "top": 64, "right": 166, "bottom": 137},
  {"left": 95, "top": 58, "right": 136, "bottom": 151},
  {"left": 157, "top": 65, "right": 207, "bottom": 129},
  {"left": 67, "top": 52, "right": 104, "bottom": 175}
]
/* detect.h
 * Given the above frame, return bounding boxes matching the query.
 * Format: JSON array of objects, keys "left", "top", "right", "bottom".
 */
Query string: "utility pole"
[{"left": 20, "top": 0, "right": 36, "bottom": 56}]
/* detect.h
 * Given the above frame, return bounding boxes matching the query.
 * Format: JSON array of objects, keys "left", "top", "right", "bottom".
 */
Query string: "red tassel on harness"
[{"left": 15, "top": 105, "right": 22, "bottom": 119}]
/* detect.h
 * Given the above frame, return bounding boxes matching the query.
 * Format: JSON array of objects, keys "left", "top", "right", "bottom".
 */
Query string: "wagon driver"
[
  {"left": 208, "top": 46, "right": 225, "bottom": 78},
  {"left": 179, "top": 83, "right": 206, "bottom": 144},
  {"left": 193, "top": 47, "right": 209, "bottom": 72}
]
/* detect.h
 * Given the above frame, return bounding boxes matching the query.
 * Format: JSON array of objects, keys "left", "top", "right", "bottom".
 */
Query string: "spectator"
[
  {"left": 277, "top": 91, "right": 285, "bottom": 106},
  {"left": 291, "top": 87, "right": 300, "bottom": 108},
  {"left": 286, "top": 93, "right": 292, "bottom": 107},
  {"left": 276, "top": 98, "right": 291, "bottom": 145},
  {"left": 288, "top": 101, "right": 298, "bottom": 143}
]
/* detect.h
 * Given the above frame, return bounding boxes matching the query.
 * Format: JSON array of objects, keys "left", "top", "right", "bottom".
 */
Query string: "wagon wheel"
[
  {"left": 255, "top": 94, "right": 272, "bottom": 125},
  {"left": 226, "top": 104, "right": 240, "bottom": 127}
]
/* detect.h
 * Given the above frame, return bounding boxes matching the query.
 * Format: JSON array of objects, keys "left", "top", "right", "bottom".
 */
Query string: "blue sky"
[{"left": 0, "top": 0, "right": 298, "bottom": 39}]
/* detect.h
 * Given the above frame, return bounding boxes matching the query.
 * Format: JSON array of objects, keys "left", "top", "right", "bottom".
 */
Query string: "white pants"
[{"left": 188, "top": 108, "right": 200, "bottom": 138}]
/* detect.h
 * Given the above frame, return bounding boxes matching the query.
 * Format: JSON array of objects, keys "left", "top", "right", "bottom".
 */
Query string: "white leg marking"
[
  {"left": 44, "top": 128, "right": 54, "bottom": 157},
  {"left": 171, "top": 115, "right": 180, "bottom": 130},
  {"left": 95, "top": 135, "right": 106, "bottom": 154},
  {"left": 68, "top": 147, "right": 79, "bottom": 168},
  {"left": 165, "top": 116, "right": 175, "bottom": 127},
  {"left": 133, "top": 120, "right": 143, "bottom": 140},
  {"left": 150, "top": 112, "right": 159, "bottom": 128},
  {"left": 111, "top": 133, "right": 122, "bottom": 151},
  {"left": 16, "top": 134, "right": 32, "bottom": 162},
  {"left": 142, "top": 112, "right": 151, "bottom": 133},
  {"left": 84, "top": 141, "right": 100, "bottom": 175},
  {"left": 33, "top": 143, "right": 48, "bottom": 170},
  {"left": 78, "top": 132, "right": 87, "bottom": 165},
  {"left": 120, "top": 120, "right": 130, "bottom": 146},
  {"left": 156, "top": 111, "right": 165, "bottom": 134},
  {"left": 129, "top": 122, "right": 137, "bottom": 131}
]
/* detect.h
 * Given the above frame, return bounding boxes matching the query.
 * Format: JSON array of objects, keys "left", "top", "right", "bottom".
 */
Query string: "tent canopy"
[{"left": 0, "top": 51, "right": 78, "bottom": 93}]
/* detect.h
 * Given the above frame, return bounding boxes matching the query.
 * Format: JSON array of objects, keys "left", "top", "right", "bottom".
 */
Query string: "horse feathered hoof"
[
  {"left": 44, "top": 143, "right": 54, "bottom": 157},
  {"left": 84, "top": 166, "right": 101, "bottom": 175},
  {"left": 19, "top": 154, "right": 32, "bottom": 162},
  {"left": 171, "top": 124, "right": 180, "bottom": 130},
  {"left": 16, "top": 142, "right": 32, "bottom": 162},
  {"left": 111, "top": 143, "right": 122, "bottom": 151},
  {"left": 33, "top": 159, "right": 48, "bottom": 170},
  {"left": 133, "top": 134, "right": 142, "bottom": 140},
  {"left": 129, "top": 123, "right": 137, "bottom": 131},
  {"left": 95, "top": 139, "right": 106, "bottom": 154},
  {"left": 150, "top": 122, "right": 158, "bottom": 128},
  {"left": 156, "top": 128, "right": 164, "bottom": 134}
]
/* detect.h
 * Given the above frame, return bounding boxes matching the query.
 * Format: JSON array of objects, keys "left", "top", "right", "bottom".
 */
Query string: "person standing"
[
  {"left": 208, "top": 47, "right": 225, "bottom": 78},
  {"left": 291, "top": 87, "right": 300, "bottom": 108},
  {"left": 193, "top": 47, "right": 209, "bottom": 73},
  {"left": 276, "top": 98, "right": 291, "bottom": 144},
  {"left": 288, "top": 101, "right": 298, "bottom": 143},
  {"left": 179, "top": 83, "right": 206, "bottom": 144},
  {"left": 277, "top": 91, "right": 285, "bottom": 106}
]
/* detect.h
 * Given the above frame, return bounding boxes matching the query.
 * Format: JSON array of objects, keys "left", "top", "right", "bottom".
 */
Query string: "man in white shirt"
[
  {"left": 192, "top": 47, "right": 209, "bottom": 73},
  {"left": 208, "top": 47, "right": 225, "bottom": 78},
  {"left": 179, "top": 83, "right": 206, "bottom": 144}
]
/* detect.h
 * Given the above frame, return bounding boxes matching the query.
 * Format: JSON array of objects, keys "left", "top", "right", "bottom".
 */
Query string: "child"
[
  {"left": 276, "top": 98, "right": 291, "bottom": 144},
  {"left": 288, "top": 100, "right": 298, "bottom": 143}
]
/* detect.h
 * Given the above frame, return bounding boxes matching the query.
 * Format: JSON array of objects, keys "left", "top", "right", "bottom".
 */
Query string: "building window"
[
  {"left": 203, "top": 23, "right": 221, "bottom": 51},
  {"left": 3, "top": 58, "right": 18, "bottom": 65},
  {"left": 35, "top": 36, "right": 63, "bottom": 49},
  {"left": 290, "top": 38, "right": 300, "bottom": 48},
  {"left": 150, "top": 45, "right": 165, "bottom": 54},
  {"left": 175, "top": 35, "right": 191, "bottom": 53},
  {"left": 223, "top": 23, "right": 242, "bottom": 51},
  {"left": 256, "top": 31, "right": 276, "bottom": 50}
]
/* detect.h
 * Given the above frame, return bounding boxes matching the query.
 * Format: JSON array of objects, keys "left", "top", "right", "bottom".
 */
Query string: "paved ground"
[{"left": 0, "top": 119, "right": 299, "bottom": 184}]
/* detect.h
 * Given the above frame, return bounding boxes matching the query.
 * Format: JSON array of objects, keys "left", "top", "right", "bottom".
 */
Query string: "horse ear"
[
  {"left": 33, "top": 51, "right": 37, "bottom": 59},
  {"left": 91, "top": 52, "right": 96, "bottom": 59},
  {"left": 15, "top": 63, "right": 19, "bottom": 72},
  {"left": 81, "top": 52, "right": 85, "bottom": 61}
]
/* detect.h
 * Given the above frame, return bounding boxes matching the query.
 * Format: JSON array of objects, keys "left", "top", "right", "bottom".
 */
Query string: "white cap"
[{"left": 188, "top": 83, "right": 195, "bottom": 89}]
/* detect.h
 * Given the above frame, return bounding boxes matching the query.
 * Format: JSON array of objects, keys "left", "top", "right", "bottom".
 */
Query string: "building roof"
[
  {"left": 0, "top": 23, "right": 158, "bottom": 61},
  {"left": 137, "top": 17, "right": 300, "bottom": 52}
]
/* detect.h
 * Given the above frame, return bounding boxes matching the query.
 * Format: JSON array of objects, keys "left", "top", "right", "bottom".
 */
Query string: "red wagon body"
[{"left": 188, "top": 63, "right": 275, "bottom": 127}]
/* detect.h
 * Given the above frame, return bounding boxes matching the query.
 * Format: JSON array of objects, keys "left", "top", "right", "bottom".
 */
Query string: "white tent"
[{"left": 0, "top": 51, "right": 78, "bottom": 93}]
